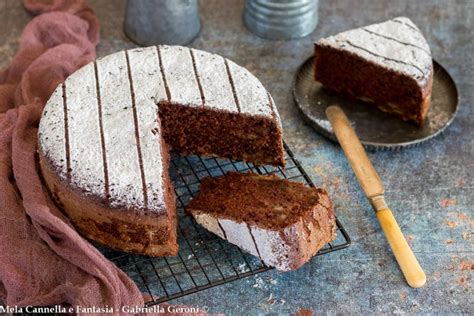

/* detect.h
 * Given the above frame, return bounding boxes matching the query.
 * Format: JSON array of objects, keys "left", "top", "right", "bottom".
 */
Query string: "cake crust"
[{"left": 40, "top": 153, "right": 178, "bottom": 256}]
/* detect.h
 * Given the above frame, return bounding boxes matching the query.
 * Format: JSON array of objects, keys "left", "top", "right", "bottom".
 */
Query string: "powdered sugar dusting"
[
  {"left": 160, "top": 45, "right": 202, "bottom": 106},
  {"left": 189, "top": 204, "right": 334, "bottom": 271},
  {"left": 38, "top": 85, "right": 66, "bottom": 176},
  {"left": 193, "top": 210, "right": 300, "bottom": 271},
  {"left": 237, "top": 262, "right": 250, "bottom": 273},
  {"left": 194, "top": 213, "right": 225, "bottom": 239},
  {"left": 128, "top": 47, "right": 167, "bottom": 211},
  {"left": 192, "top": 49, "right": 238, "bottom": 112},
  {"left": 252, "top": 224, "right": 295, "bottom": 271},
  {"left": 96, "top": 51, "right": 144, "bottom": 209},
  {"left": 371, "top": 17, "right": 430, "bottom": 53},
  {"left": 267, "top": 93, "right": 282, "bottom": 126},
  {"left": 64, "top": 64, "right": 105, "bottom": 196},
  {"left": 318, "top": 16, "right": 432, "bottom": 85},
  {"left": 227, "top": 60, "right": 273, "bottom": 116},
  {"left": 219, "top": 219, "right": 260, "bottom": 257}
]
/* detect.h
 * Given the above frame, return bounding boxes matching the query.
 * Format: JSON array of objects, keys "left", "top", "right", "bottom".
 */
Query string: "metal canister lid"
[{"left": 244, "top": 0, "right": 319, "bottom": 40}]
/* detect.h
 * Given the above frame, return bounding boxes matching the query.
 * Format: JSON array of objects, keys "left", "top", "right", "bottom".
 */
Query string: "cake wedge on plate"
[{"left": 314, "top": 17, "right": 433, "bottom": 125}]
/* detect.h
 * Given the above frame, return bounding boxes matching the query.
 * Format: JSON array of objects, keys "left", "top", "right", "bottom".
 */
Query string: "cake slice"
[
  {"left": 186, "top": 172, "right": 337, "bottom": 271},
  {"left": 314, "top": 17, "right": 433, "bottom": 125}
]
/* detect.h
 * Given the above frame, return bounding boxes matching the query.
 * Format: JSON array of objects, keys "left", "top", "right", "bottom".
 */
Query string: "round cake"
[{"left": 38, "top": 45, "right": 284, "bottom": 256}]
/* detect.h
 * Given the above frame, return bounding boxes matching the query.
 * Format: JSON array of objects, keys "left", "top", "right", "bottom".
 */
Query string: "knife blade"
[{"left": 326, "top": 105, "right": 426, "bottom": 288}]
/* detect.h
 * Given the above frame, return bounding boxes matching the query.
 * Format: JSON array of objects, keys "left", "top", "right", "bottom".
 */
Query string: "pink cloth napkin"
[{"left": 0, "top": 0, "right": 145, "bottom": 310}]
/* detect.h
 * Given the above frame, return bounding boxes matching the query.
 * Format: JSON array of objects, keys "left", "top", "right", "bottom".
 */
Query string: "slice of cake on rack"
[
  {"left": 314, "top": 17, "right": 433, "bottom": 125},
  {"left": 187, "top": 172, "right": 337, "bottom": 271}
]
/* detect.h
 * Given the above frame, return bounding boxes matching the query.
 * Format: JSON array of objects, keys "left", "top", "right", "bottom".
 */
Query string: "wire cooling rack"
[{"left": 97, "top": 143, "right": 351, "bottom": 305}]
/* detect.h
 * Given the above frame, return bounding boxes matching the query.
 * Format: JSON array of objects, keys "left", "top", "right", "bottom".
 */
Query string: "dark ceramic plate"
[{"left": 293, "top": 56, "right": 459, "bottom": 151}]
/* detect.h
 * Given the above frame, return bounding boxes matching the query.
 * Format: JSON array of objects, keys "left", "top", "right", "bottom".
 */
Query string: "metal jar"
[
  {"left": 124, "top": 0, "right": 201, "bottom": 46},
  {"left": 244, "top": 0, "right": 319, "bottom": 40}
]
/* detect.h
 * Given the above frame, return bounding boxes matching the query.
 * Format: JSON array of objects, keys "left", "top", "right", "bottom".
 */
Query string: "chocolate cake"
[
  {"left": 187, "top": 172, "right": 337, "bottom": 271},
  {"left": 314, "top": 17, "right": 433, "bottom": 125},
  {"left": 38, "top": 45, "right": 285, "bottom": 256}
]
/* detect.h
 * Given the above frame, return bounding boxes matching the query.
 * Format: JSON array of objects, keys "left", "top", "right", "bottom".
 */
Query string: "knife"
[{"left": 326, "top": 105, "right": 426, "bottom": 288}]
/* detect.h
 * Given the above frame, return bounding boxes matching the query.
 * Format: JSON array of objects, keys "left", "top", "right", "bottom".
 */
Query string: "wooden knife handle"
[
  {"left": 326, "top": 105, "right": 426, "bottom": 288},
  {"left": 377, "top": 208, "right": 426, "bottom": 288},
  {"left": 325, "top": 105, "right": 384, "bottom": 197}
]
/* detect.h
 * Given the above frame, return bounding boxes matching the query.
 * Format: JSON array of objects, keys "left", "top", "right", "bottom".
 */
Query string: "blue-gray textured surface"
[{"left": 1, "top": 0, "right": 472, "bottom": 314}]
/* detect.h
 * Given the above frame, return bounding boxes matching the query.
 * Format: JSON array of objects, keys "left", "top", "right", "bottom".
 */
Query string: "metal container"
[
  {"left": 244, "top": 0, "right": 319, "bottom": 40},
  {"left": 124, "top": 0, "right": 201, "bottom": 46}
]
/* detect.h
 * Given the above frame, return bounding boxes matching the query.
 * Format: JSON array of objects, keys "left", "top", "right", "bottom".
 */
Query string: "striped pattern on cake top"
[
  {"left": 317, "top": 17, "right": 432, "bottom": 84},
  {"left": 38, "top": 45, "right": 279, "bottom": 213},
  {"left": 65, "top": 64, "right": 104, "bottom": 196}
]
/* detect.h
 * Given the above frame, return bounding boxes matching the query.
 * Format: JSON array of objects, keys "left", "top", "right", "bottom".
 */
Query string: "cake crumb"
[
  {"left": 257, "top": 293, "right": 286, "bottom": 311},
  {"left": 456, "top": 276, "right": 468, "bottom": 286},
  {"left": 252, "top": 276, "right": 277, "bottom": 290},
  {"left": 459, "top": 261, "right": 474, "bottom": 271},
  {"left": 441, "top": 198, "right": 456, "bottom": 207},
  {"left": 266, "top": 293, "right": 276, "bottom": 305},
  {"left": 456, "top": 178, "right": 466, "bottom": 187},
  {"left": 294, "top": 308, "right": 313, "bottom": 316},
  {"left": 445, "top": 239, "right": 454, "bottom": 244},
  {"left": 399, "top": 292, "right": 408, "bottom": 300},
  {"left": 253, "top": 277, "right": 267, "bottom": 290},
  {"left": 444, "top": 220, "right": 457, "bottom": 228},
  {"left": 457, "top": 213, "right": 467, "bottom": 221}
]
